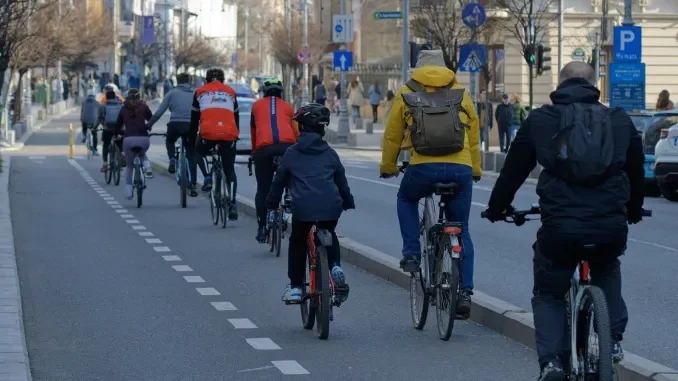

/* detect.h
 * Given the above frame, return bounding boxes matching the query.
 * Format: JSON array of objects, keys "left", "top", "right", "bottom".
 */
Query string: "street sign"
[
  {"left": 571, "top": 47, "right": 586, "bottom": 61},
  {"left": 231, "top": 53, "right": 237, "bottom": 68},
  {"left": 333, "top": 51, "right": 354, "bottom": 72},
  {"left": 297, "top": 48, "right": 311, "bottom": 64},
  {"left": 613, "top": 25, "right": 642, "bottom": 62},
  {"left": 373, "top": 11, "right": 402, "bottom": 20},
  {"left": 333, "top": 14, "right": 354, "bottom": 43},
  {"left": 462, "top": 3, "right": 486, "bottom": 29},
  {"left": 609, "top": 62, "right": 646, "bottom": 111},
  {"left": 458, "top": 44, "right": 487, "bottom": 72}
]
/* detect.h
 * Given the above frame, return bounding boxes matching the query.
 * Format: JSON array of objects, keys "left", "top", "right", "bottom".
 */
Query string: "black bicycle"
[
  {"left": 174, "top": 136, "right": 191, "bottom": 208},
  {"left": 105, "top": 132, "right": 122, "bottom": 186},
  {"left": 207, "top": 145, "right": 230, "bottom": 229},
  {"left": 481, "top": 205, "right": 652, "bottom": 381},
  {"left": 131, "top": 133, "right": 166, "bottom": 208}
]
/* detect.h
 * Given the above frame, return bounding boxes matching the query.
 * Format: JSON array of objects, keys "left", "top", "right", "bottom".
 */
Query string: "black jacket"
[
  {"left": 495, "top": 102, "right": 514, "bottom": 129},
  {"left": 487, "top": 78, "right": 645, "bottom": 237},
  {"left": 265, "top": 132, "right": 355, "bottom": 221}
]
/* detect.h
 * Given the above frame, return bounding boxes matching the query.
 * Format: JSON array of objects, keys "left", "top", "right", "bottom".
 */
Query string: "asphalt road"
[
  {"left": 10, "top": 113, "right": 539, "bottom": 380},
  {"left": 140, "top": 107, "right": 678, "bottom": 370}
]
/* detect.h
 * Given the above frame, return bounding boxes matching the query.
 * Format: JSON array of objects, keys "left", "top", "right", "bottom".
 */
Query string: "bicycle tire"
[
  {"left": 113, "top": 147, "right": 121, "bottom": 186},
  {"left": 269, "top": 224, "right": 277, "bottom": 253},
  {"left": 134, "top": 166, "right": 143, "bottom": 208},
  {"left": 274, "top": 213, "right": 282, "bottom": 257},
  {"left": 435, "top": 248, "right": 460, "bottom": 341},
  {"left": 315, "top": 245, "right": 331, "bottom": 340},
  {"left": 411, "top": 223, "right": 430, "bottom": 330},
  {"left": 180, "top": 160, "right": 187, "bottom": 209},
  {"left": 211, "top": 166, "right": 222, "bottom": 225},
  {"left": 301, "top": 257, "right": 316, "bottom": 330},
  {"left": 221, "top": 172, "right": 228, "bottom": 229},
  {"left": 579, "top": 286, "right": 614, "bottom": 381},
  {"left": 105, "top": 160, "right": 113, "bottom": 184}
]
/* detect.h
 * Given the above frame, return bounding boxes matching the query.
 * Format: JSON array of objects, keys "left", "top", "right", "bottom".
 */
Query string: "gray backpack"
[
  {"left": 401, "top": 79, "right": 470, "bottom": 156},
  {"left": 104, "top": 102, "right": 123, "bottom": 124}
]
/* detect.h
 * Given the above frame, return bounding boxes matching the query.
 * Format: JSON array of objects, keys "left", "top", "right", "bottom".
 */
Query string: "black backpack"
[{"left": 551, "top": 103, "right": 619, "bottom": 185}]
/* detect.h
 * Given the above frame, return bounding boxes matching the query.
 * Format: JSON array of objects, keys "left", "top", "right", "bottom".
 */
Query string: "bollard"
[
  {"left": 68, "top": 123, "right": 74, "bottom": 159},
  {"left": 365, "top": 121, "right": 373, "bottom": 134}
]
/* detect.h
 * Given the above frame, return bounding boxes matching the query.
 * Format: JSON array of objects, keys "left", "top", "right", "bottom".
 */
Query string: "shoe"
[
  {"left": 331, "top": 266, "right": 346, "bottom": 287},
  {"left": 125, "top": 185, "right": 133, "bottom": 200},
  {"left": 399, "top": 255, "right": 420, "bottom": 272},
  {"left": 81, "top": 137, "right": 86, "bottom": 144},
  {"left": 145, "top": 170, "right": 154, "bottom": 179},
  {"left": 168, "top": 161, "right": 176, "bottom": 174},
  {"left": 189, "top": 185, "right": 198, "bottom": 197},
  {"left": 101, "top": 164, "right": 108, "bottom": 172},
  {"left": 456, "top": 289, "right": 472, "bottom": 316},
  {"left": 538, "top": 357, "right": 566, "bottom": 381},
  {"left": 201, "top": 178, "right": 213, "bottom": 192},
  {"left": 256, "top": 227, "right": 267, "bottom": 243},
  {"left": 92, "top": 150, "right": 99, "bottom": 156},
  {"left": 228, "top": 202, "right": 238, "bottom": 220},
  {"left": 613, "top": 340, "right": 624, "bottom": 363},
  {"left": 121, "top": 155, "right": 126, "bottom": 167},
  {"left": 282, "top": 285, "right": 302, "bottom": 303}
]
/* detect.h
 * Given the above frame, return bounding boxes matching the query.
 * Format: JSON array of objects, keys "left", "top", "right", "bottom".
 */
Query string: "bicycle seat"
[
  {"left": 130, "top": 147, "right": 143, "bottom": 154},
  {"left": 433, "top": 182, "right": 459, "bottom": 195}
]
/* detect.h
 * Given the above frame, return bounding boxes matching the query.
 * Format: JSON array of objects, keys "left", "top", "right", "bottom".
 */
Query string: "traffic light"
[
  {"left": 536, "top": 44, "right": 552, "bottom": 75},
  {"left": 524, "top": 44, "right": 536, "bottom": 66},
  {"left": 409, "top": 42, "right": 432, "bottom": 68}
]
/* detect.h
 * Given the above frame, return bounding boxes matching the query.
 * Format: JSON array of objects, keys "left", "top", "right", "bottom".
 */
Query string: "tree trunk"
[{"left": 12, "top": 71, "right": 25, "bottom": 124}]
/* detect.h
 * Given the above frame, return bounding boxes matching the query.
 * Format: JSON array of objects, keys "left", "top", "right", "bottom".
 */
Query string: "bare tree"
[
  {"left": 0, "top": 0, "right": 40, "bottom": 91},
  {"left": 173, "top": 37, "right": 226, "bottom": 72}
]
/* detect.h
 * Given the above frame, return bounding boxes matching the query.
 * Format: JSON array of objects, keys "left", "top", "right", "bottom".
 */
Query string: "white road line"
[
  {"left": 153, "top": 246, "right": 171, "bottom": 252},
  {"left": 183, "top": 276, "right": 205, "bottom": 283},
  {"left": 132, "top": 225, "right": 147, "bottom": 230},
  {"left": 271, "top": 361, "right": 310, "bottom": 375},
  {"left": 228, "top": 318, "right": 257, "bottom": 329},
  {"left": 103, "top": 196, "right": 115, "bottom": 201},
  {"left": 139, "top": 232, "right": 154, "bottom": 237},
  {"left": 145, "top": 238, "right": 162, "bottom": 244},
  {"left": 628, "top": 238, "right": 678, "bottom": 252},
  {"left": 172, "top": 265, "right": 193, "bottom": 272},
  {"left": 162, "top": 255, "right": 181, "bottom": 261},
  {"left": 106, "top": 201, "right": 119, "bottom": 205},
  {"left": 115, "top": 209, "right": 129, "bottom": 213},
  {"left": 245, "top": 338, "right": 281, "bottom": 350},
  {"left": 210, "top": 301, "right": 237, "bottom": 311},
  {"left": 111, "top": 205, "right": 123, "bottom": 209},
  {"left": 196, "top": 287, "right": 220, "bottom": 296},
  {"left": 125, "top": 219, "right": 141, "bottom": 224},
  {"left": 121, "top": 214, "right": 134, "bottom": 218}
]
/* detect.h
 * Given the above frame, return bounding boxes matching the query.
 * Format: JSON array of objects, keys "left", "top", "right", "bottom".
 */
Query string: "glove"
[
  {"left": 627, "top": 208, "right": 643, "bottom": 224},
  {"left": 484, "top": 205, "right": 514, "bottom": 223},
  {"left": 342, "top": 195, "right": 356, "bottom": 211},
  {"left": 473, "top": 176, "right": 481, "bottom": 183},
  {"left": 380, "top": 171, "right": 399, "bottom": 179}
]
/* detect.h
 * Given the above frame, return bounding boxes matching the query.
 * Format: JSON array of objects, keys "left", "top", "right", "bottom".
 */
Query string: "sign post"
[
  {"left": 610, "top": 24, "right": 644, "bottom": 111},
  {"left": 461, "top": 2, "right": 486, "bottom": 103},
  {"left": 333, "top": 12, "right": 354, "bottom": 143}
]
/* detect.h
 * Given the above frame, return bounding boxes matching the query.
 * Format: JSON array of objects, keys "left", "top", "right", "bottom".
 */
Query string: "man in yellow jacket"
[{"left": 380, "top": 49, "right": 481, "bottom": 315}]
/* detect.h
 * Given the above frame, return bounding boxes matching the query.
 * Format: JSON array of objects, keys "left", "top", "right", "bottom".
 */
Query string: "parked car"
[
  {"left": 236, "top": 97, "right": 254, "bottom": 155},
  {"left": 637, "top": 111, "right": 678, "bottom": 190},
  {"left": 227, "top": 82, "right": 255, "bottom": 99},
  {"left": 653, "top": 123, "right": 678, "bottom": 201}
]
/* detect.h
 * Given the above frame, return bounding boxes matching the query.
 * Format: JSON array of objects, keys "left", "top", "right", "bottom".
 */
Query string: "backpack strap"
[{"left": 405, "top": 79, "right": 426, "bottom": 93}]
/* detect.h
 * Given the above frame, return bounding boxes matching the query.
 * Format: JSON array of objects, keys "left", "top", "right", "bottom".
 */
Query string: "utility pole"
[
  {"left": 285, "top": 0, "right": 292, "bottom": 101},
  {"left": 400, "top": 0, "right": 409, "bottom": 84},
  {"left": 469, "top": 0, "right": 479, "bottom": 104},
  {"left": 557, "top": 0, "right": 563, "bottom": 74},
  {"left": 57, "top": 0, "right": 63, "bottom": 101},
  {"left": 244, "top": 7, "right": 249, "bottom": 79},
  {"left": 301, "top": 0, "right": 310, "bottom": 105},
  {"left": 140, "top": 0, "right": 145, "bottom": 96},
  {"left": 622, "top": 0, "right": 634, "bottom": 26},
  {"left": 336, "top": 0, "right": 351, "bottom": 143},
  {"left": 527, "top": 12, "right": 535, "bottom": 109}
]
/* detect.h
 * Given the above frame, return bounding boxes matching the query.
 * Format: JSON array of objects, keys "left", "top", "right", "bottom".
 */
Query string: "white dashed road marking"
[
  {"left": 272, "top": 361, "right": 310, "bottom": 375},
  {"left": 121, "top": 214, "right": 134, "bottom": 218},
  {"left": 211, "top": 302, "right": 237, "bottom": 311},
  {"left": 115, "top": 209, "right": 129, "bottom": 213},
  {"left": 126, "top": 220, "right": 141, "bottom": 224},
  {"left": 183, "top": 276, "right": 205, "bottom": 283},
  {"left": 172, "top": 265, "right": 193, "bottom": 272},
  {"left": 153, "top": 246, "right": 171, "bottom": 252},
  {"left": 196, "top": 288, "right": 220, "bottom": 296},
  {"left": 246, "top": 338, "right": 281, "bottom": 350},
  {"left": 139, "top": 232, "right": 154, "bottom": 237},
  {"left": 228, "top": 318, "right": 257, "bottom": 329},
  {"left": 145, "top": 238, "right": 162, "bottom": 244},
  {"left": 132, "top": 225, "right": 147, "bottom": 230},
  {"left": 162, "top": 255, "right": 182, "bottom": 261}
]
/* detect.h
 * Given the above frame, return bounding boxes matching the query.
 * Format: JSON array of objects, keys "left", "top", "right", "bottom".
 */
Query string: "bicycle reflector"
[{"left": 443, "top": 226, "right": 462, "bottom": 235}]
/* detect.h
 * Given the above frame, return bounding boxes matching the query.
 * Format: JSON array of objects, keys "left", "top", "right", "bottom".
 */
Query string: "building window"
[
  {"left": 479, "top": 45, "right": 505, "bottom": 101},
  {"left": 599, "top": 45, "right": 612, "bottom": 104}
]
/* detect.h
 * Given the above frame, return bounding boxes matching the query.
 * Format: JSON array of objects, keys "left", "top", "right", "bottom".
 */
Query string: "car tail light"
[{"left": 660, "top": 129, "right": 669, "bottom": 139}]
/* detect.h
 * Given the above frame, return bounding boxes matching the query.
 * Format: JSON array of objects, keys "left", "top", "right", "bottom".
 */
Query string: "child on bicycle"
[{"left": 265, "top": 103, "right": 355, "bottom": 303}]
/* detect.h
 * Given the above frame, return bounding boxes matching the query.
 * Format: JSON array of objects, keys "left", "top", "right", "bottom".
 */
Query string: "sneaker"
[
  {"left": 282, "top": 285, "right": 302, "bottom": 303},
  {"left": 613, "top": 340, "right": 624, "bottom": 363},
  {"left": 189, "top": 185, "right": 198, "bottom": 197},
  {"left": 168, "top": 161, "right": 176, "bottom": 174},
  {"left": 331, "top": 266, "right": 346, "bottom": 287},
  {"left": 145, "top": 170, "right": 154, "bottom": 179},
  {"left": 399, "top": 255, "right": 420, "bottom": 272},
  {"left": 256, "top": 227, "right": 267, "bottom": 243},
  {"left": 201, "top": 178, "right": 213, "bottom": 192},
  {"left": 538, "top": 357, "right": 566, "bottom": 381},
  {"left": 228, "top": 202, "right": 238, "bottom": 220},
  {"left": 125, "top": 185, "right": 133, "bottom": 200},
  {"left": 456, "top": 289, "right": 472, "bottom": 316},
  {"left": 92, "top": 150, "right": 99, "bottom": 156},
  {"left": 101, "top": 163, "right": 108, "bottom": 172}
]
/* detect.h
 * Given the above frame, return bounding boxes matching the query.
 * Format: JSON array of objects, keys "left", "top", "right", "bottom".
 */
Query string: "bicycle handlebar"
[
  {"left": 379, "top": 161, "right": 409, "bottom": 178},
  {"left": 148, "top": 133, "right": 167, "bottom": 137},
  {"left": 480, "top": 205, "right": 652, "bottom": 226}
]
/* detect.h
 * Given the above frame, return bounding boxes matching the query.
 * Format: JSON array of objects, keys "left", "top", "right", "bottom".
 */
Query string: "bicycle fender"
[{"left": 315, "top": 229, "right": 333, "bottom": 247}]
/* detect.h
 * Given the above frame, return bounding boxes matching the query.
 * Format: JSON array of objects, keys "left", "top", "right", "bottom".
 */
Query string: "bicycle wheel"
[
  {"left": 221, "top": 173, "right": 229, "bottom": 229},
  {"left": 113, "top": 149, "right": 121, "bottom": 186},
  {"left": 274, "top": 213, "right": 283, "bottom": 257},
  {"left": 435, "top": 245, "right": 460, "bottom": 341},
  {"left": 134, "top": 166, "right": 143, "bottom": 208},
  {"left": 578, "top": 286, "right": 614, "bottom": 381},
  {"left": 86, "top": 133, "right": 93, "bottom": 160},
  {"left": 180, "top": 159, "right": 188, "bottom": 208},
  {"left": 301, "top": 253, "right": 316, "bottom": 330},
  {"left": 210, "top": 172, "right": 220, "bottom": 225},
  {"left": 315, "top": 245, "right": 331, "bottom": 340},
  {"left": 411, "top": 223, "right": 430, "bottom": 330},
  {"left": 105, "top": 157, "right": 113, "bottom": 184},
  {"left": 269, "top": 223, "right": 277, "bottom": 253}
]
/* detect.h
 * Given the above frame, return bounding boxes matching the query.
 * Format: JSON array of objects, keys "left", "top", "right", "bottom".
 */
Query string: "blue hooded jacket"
[{"left": 266, "top": 132, "right": 355, "bottom": 221}]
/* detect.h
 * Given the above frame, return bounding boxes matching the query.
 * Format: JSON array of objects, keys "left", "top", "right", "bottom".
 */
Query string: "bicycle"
[
  {"left": 85, "top": 125, "right": 101, "bottom": 160},
  {"left": 174, "top": 136, "right": 191, "bottom": 208},
  {"left": 105, "top": 132, "right": 123, "bottom": 186},
  {"left": 248, "top": 155, "right": 291, "bottom": 257},
  {"left": 131, "top": 132, "right": 166, "bottom": 208},
  {"left": 480, "top": 205, "right": 652, "bottom": 381},
  {"left": 383, "top": 161, "right": 468, "bottom": 340},
  {"left": 206, "top": 144, "right": 230, "bottom": 229},
  {"left": 284, "top": 223, "right": 349, "bottom": 340}
]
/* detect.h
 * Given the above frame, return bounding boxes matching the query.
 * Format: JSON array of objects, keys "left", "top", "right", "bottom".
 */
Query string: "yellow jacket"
[{"left": 380, "top": 66, "right": 481, "bottom": 177}]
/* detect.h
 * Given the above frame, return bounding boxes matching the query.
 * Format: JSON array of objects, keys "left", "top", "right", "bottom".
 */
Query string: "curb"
[
  {"left": 1, "top": 106, "right": 78, "bottom": 153},
  {"left": 0, "top": 157, "right": 32, "bottom": 381},
  {"left": 147, "top": 156, "right": 678, "bottom": 381}
]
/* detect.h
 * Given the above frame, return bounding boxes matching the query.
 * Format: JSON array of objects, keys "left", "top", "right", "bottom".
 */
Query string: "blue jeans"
[
  {"left": 396, "top": 163, "right": 475, "bottom": 290},
  {"left": 509, "top": 124, "right": 520, "bottom": 141},
  {"left": 351, "top": 105, "right": 360, "bottom": 122}
]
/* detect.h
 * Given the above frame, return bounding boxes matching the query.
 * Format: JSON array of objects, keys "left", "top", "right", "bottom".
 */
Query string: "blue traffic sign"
[
  {"left": 334, "top": 24, "right": 343, "bottom": 33},
  {"left": 373, "top": 11, "right": 402, "bottom": 20},
  {"left": 458, "top": 44, "right": 487, "bottom": 72},
  {"left": 609, "top": 62, "right": 646, "bottom": 111},
  {"left": 613, "top": 25, "right": 642, "bottom": 63},
  {"left": 462, "top": 3, "right": 486, "bottom": 29},
  {"left": 333, "top": 51, "right": 353, "bottom": 72}
]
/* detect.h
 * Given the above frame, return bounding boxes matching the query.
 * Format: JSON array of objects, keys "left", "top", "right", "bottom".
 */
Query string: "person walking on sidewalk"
[
  {"left": 368, "top": 80, "right": 382, "bottom": 123},
  {"left": 495, "top": 93, "right": 514, "bottom": 153},
  {"left": 314, "top": 81, "right": 327, "bottom": 107},
  {"left": 476, "top": 88, "right": 493, "bottom": 151},
  {"left": 348, "top": 77, "right": 364, "bottom": 123},
  {"left": 510, "top": 94, "right": 527, "bottom": 142}
]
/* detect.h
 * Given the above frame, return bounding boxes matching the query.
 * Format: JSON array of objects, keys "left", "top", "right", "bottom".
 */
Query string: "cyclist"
[
  {"left": 98, "top": 90, "right": 124, "bottom": 172},
  {"left": 147, "top": 73, "right": 198, "bottom": 197},
  {"left": 379, "top": 49, "right": 481, "bottom": 316},
  {"left": 100, "top": 84, "right": 125, "bottom": 104},
  {"left": 80, "top": 91, "right": 100, "bottom": 153},
  {"left": 251, "top": 78, "right": 299, "bottom": 243},
  {"left": 114, "top": 88, "right": 154, "bottom": 199},
  {"left": 189, "top": 67, "right": 240, "bottom": 220},
  {"left": 265, "top": 103, "right": 354, "bottom": 303},
  {"left": 482, "top": 62, "right": 645, "bottom": 381}
]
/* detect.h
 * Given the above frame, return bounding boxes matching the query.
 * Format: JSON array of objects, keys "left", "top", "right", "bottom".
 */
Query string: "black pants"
[
  {"left": 371, "top": 104, "right": 379, "bottom": 122},
  {"left": 82, "top": 122, "right": 98, "bottom": 150},
  {"left": 254, "top": 143, "right": 293, "bottom": 228},
  {"left": 288, "top": 219, "right": 341, "bottom": 287},
  {"left": 498, "top": 126, "right": 511, "bottom": 153},
  {"left": 532, "top": 229, "right": 628, "bottom": 368},
  {"left": 101, "top": 128, "right": 122, "bottom": 163},
  {"left": 166, "top": 122, "right": 198, "bottom": 185},
  {"left": 196, "top": 139, "right": 237, "bottom": 202}
]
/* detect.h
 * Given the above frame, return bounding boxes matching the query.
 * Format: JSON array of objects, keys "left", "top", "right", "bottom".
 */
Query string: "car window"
[
  {"left": 630, "top": 116, "right": 652, "bottom": 133},
  {"left": 644, "top": 114, "right": 678, "bottom": 153},
  {"left": 228, "top": 83, "right": 251, "bottom": 94},
  {"left": 238, "top": 101, "right": 253, "bottom": 113}
]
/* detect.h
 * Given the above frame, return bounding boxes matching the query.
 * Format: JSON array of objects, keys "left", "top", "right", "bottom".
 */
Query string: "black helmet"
[
  {"left": 293, "top": 103, "right": 330, "bottom": 135},
  {"left": 206, "top": 67, "right": 225, "bottom": 83}
]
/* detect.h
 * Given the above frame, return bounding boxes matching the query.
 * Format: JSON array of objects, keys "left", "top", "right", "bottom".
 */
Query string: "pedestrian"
[
  {"left": 483, "top": 60, "right": 645, "bottom": 381},
  {"left": 348, "top": 76, "right": 364, "bottom": 123},
  {"left": 334, "top": 81, "right": 342, "bottom": 116},
  {"left": 476, "top": 88, "right": 493, "bottom": 151},
  {"left": 656, "top": 89, "right": 674, "bottom": 111},
  {"left": 314, "top": 80, "right": 326, "bottom": 106},
  {"left": 494, "top": 93, "right": 514, "bottom": 153},
  {"left": 510, "top": 93, "right": 527, "bottom": 141},
  {"left": 368, "top": 80, "right": 382, "bottom": 123},
  {"left": 383, "top": 90, "right": 395, "bottom": 121}
]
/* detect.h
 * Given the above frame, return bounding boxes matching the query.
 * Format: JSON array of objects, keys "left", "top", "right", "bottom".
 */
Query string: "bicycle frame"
[
  {"left": 306, "top": 225, "right": 336, "bottom": 301},
  {"left": 568, "top": 261, "right": 592, "bottom": 376},
  {"left": 420, "top": 194, "right": 463, "bottom": 291},
  {"left": 175, "top": 137, "right": 192, "bottom": 185}
]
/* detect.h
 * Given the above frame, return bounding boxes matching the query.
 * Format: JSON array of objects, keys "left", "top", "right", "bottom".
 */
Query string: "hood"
[
  {"left": 85, "top": 96, "right": 97, "bottom": 103},
  {"left": 175, "top": 84, "right": 193, "bottom": 93},
  {"left": 105, "top": 98, "right": 122, "bottom": 105},
  {"left": 550, "top": 78, "right": 600, "bottom": 105},
  {"left": 410, "top": 66, "right": 457, "bottom": 88},
  {"left": 296, "top": 132, "right": 330, "bottom": 155}
]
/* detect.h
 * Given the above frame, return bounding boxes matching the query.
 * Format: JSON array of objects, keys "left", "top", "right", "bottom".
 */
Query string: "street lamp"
[{"left": 300, "top": 0, "right": 311, "bottom": 106}]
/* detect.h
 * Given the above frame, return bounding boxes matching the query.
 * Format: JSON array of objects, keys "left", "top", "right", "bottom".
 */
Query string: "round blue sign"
[
  {"left": 462, "top": 3, "right": 486, "bottom": 29},
  {"left": 335, "top": 24, "right": 343, "bottom": 33}
]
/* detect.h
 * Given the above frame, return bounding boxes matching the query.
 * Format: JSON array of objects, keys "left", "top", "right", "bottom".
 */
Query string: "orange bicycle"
[{"left": 286, "top": 224, "right": 349, "bottom": 340}]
